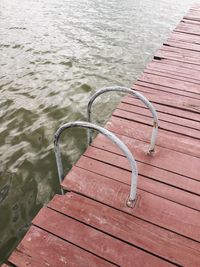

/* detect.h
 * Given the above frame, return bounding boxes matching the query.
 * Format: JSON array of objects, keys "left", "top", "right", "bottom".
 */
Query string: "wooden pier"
[{"left": 5, "top": 5, "right": 200, "bottom": 267}]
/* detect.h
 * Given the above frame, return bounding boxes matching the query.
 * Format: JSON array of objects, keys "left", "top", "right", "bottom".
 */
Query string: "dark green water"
[{"left": 0, "top": 0, "right": 199, "bottom": 263}]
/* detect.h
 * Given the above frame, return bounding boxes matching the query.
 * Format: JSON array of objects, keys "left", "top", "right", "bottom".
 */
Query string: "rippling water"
[{"left": 0, "top": 0, "right": 199, "bottom": 262}]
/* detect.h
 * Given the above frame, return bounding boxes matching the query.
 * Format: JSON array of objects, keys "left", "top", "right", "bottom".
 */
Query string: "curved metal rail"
[
  {"left": 54, "top": 121, "right": 138, "bottom": 206},
  {"left": 87, "top": 86, "right": 158, "bottom": 153}
]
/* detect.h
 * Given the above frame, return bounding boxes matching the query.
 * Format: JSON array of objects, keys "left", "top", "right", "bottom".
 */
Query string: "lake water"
[{"left": 0, "top": 0, "right": 199, "bottom": 262}]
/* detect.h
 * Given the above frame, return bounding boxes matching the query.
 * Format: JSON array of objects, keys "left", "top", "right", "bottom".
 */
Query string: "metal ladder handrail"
[
  {"left": 87, "top": 86, "right": 158, "bottom": 153},
  {"left": 54, "top": 121, "right": 138, "bottom": 206}
]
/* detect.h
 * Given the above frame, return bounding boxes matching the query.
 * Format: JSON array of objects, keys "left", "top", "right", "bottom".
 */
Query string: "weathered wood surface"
[
  {"left": 113, "top": 107, "right": 200, "bottom": 138},
  {"left": 106, "top": 116, "right": 200, "bottom": 158},
  {"left": 9, "top": 226, "right": 116, "bottom": 267},
  {"left": 146, "top": 60, "right": 200, "bottom": 81},
  {"left": 5, "top": 6, "right": 200, "bottom": 267}
]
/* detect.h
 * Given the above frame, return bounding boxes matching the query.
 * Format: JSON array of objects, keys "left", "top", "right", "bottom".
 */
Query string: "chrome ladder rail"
[
  {"left": 54, "top": 121, "right": 138, "bottom": 207},
  {"left": 87, "top": 86, "right": 158, "bottom": 153}
]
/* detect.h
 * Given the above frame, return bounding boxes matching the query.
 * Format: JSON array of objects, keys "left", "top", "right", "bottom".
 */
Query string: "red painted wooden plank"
[
  {"left": 146, "top": 60, "right": 200, "bottom": 81},
  {"left": 76, "top": 157, "right": 200, "bottom": 210},
  {"left": 168, "top": 32, "right": 200, "bottom": 45},
  {"left": 122, "top": 94, "right": 200, "bottom": 122},
  {"left": 187, "top": 14, "right": 200, "bottom": 18},
  {"left": 131, "top": 84, "right": 200, "bottom": 113},
  {"left": 79, "top": 146, "right": 200, "bottom": 196},
  {"left": 9, "top": 253, "right": 53, "bottom": 267},
  {"left": 85, "top": 139, "right": 200, "bottom": 194},
  {"left": 8, "top": 226, "right": 114, "bottom": 267},
  {"left": 135, "top": 80, "right": 200, "bottom": 100},
  {"left": 154, "top": 49, "right": 200, "bottom": 66},
  {"left": 144, "top": 68, "right": 200, "bottom": 85},
  {"left": 61, "top": 167, "right": 200, "bottom": 242},
  {"left": 88, "top": 140, "right": 200, "bottom": 192},
  {"left": 155, "top": 57, "right": 200, "bottom": 72},
  {"left": 106, "top": 116, "right": 200, "bottom": 158},
  {"left": 117, "top": 102, "right": 200, "bottom": 131},
  {"left": 32, "top": 207, "right": 171, "bottom": 267},
  {"left": 160, "top": 45, "right": 200, "bottom": 59},
  {"left": 189, "top": 9, "right": 200, "bottom": 14},
  {"left": 113, "top": 108, "right": 200, "bottom": 139},
  {"left": 189, "top": 11, "right": 200, "bottom": 16},
  {"left": 183, "top": 10, "right": 200, "bottom": 18},
  {"left": 9, "top": 254, "right": 51, "bottom": 267},
  {"left": 176, "top": 23, "right": 200, "bottom": 35},
  {"left": 117, "top": 101, "right": 200, "bottom": 130},
  {"left": 138, "top": 72, "right": 200, "bottom": 95},
  {"left": 91, "top": 134, "right": 200, "bottom": 180},
  {"left": 165, "top": 39, "right": 200, "bottom": 52},
  {"left": 48, "top": 193, "right": 200, "bottom": 266},
  {"left": 135, "top": 79, "right": 200, "bottom": 103},
  {"left": 135, "top": 79, "right": 200, "bottom": 100},
  {"left": 132, "top": 82, "right": 200, "bottom": 113},
  {"left": 181, "top": 19, "right": 200, "bottom": 26},
  {"left": 184, "top": 17, "right": 200, "bottom": 21}
]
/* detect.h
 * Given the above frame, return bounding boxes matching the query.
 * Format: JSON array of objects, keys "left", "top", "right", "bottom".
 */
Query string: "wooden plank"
[
  {"left": 187, "top": 10, "right": 200, "bottom": 15},
  {"left": 144, "top": 68, "right": 200, "bottom": 85},
  {"left": 146, "top": 60, "right": 200, "bottom": 81},
  {"left": 32, "top": 207, "right": 172, "bottom": 267},
  {"left": 189, "top": 10, "right": 200, "bottom": 15},
  {"left": 9, "top": 253, "right": 53, "bottom": 267},
  {"left": 160, "top": 45, "right": 200, "bottom": 59},
  {"left": 48, "top": 193, "right": 200, "bottom": 267},
  {"left": 136, "top": 79, "right": 200, "bottom": 100},
  {"left": 183, "top": 11, "right": 200, "bottom": 22},
  {"left": 122, "top": 94, "right": 200, "bottom": 122},
  {"left": 113, "top": 109, "right": 200, "bottom": 151},
  {"left": 78, "top": 147, "right": 200, "bottom": 196},
  {"left": 106, "top": 116, "right": 200, "bottom": 158},
  {"left": 113, "top": 108, "right": 200, "bottom": 139},
  {"left": 91, "top": 134, "right": 200, "bottom": 180},
  {"left": 61, "top": 167, "right": 200, "bottom": 242},
  {"left": 165, "top": 39, "right": 200, "bottom": 52},
  {"left": 154, "top": 49, "right": 200, "bottom": 66},
  {"left": 154, "top": 57, "right": 200, "bottom": 71},
  {"left": 89, "top": 136, "right": 200, "bottom": 186},
  {"left": 8, "top": 225, "right": 116, "bottom": 267},
  {"left": 190, "top": 9, "right": 200, "bottom": 14},
  {"left": 132, "top": 83, "right": 200, "bottom": 113},
  {"left": 117, "top": 102, "right": 200, "bottom": 131},
  {"left": 168, "top": 32, "right": 200, "bottom": 44},
  {"left": 76, "top": 157, "right": 200, "bottom": 210},
  {"left": 175, "top": 22, "right": 200, "bottom": 35},
  {"left": 138, "top": 72, "right": 200, "bottom": 95},
  {"left": 117, "top": 100, "right": 200, "bottom": 129},
  {"left": 184, "top": 15, "right": 200, "bottom": 22},
  {"left": 181, "top": 19, "right": 200, "bottom": 26}
]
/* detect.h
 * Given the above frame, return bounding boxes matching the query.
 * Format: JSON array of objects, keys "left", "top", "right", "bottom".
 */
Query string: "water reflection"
[{"left": 0, "top": 0, "right": 199, "bottom": 262}]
